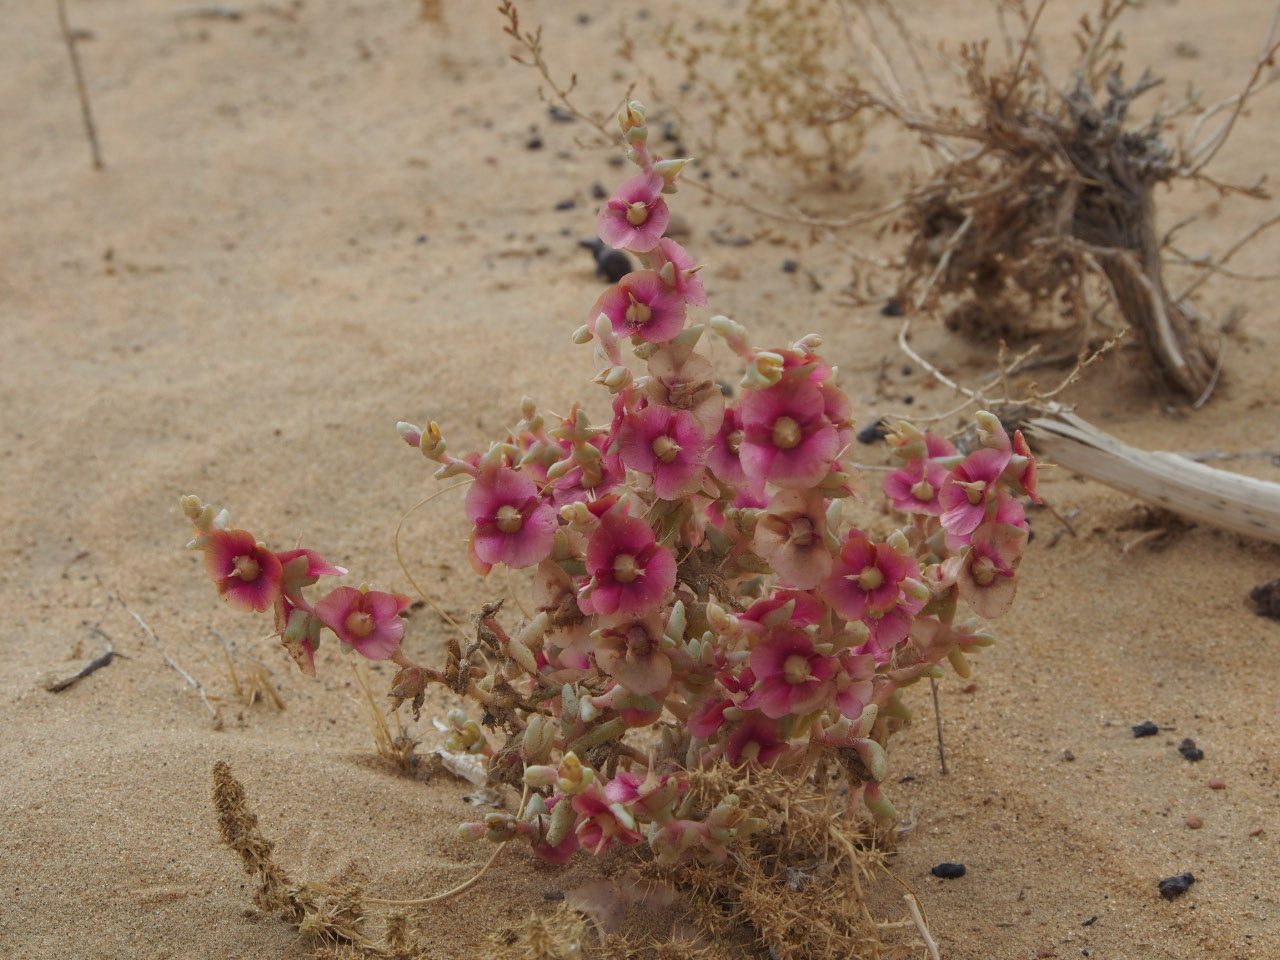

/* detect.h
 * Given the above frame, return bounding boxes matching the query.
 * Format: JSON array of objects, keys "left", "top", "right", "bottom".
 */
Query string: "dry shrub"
[
  {"left": 647, "top": 0, "right": 870, "bottom": 190},
  {"left": 634, "top": 766, "right": 915, "bottom": 960}
]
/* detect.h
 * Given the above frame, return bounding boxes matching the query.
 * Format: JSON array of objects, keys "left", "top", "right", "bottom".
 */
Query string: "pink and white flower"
[
  {"left": 591, "top": 270, "right": 687, "bottom": 343},
  {"left": 204, "top": 529, "right": 283, "bottom": 613},
  {"left": 739, "top": 378, "right": 841, "bottom": 489},
  {"left": 617, "top": 404, "right": 708, "bottom": 501},
  {"left": 580, "top": 510, "right": 676, "bottom": 618},
  {"left": 746, "top": 624, "right": 838, "bottom": 718},
  {"left": 651, "top": 237, "right": 707, "bottom": 305},
  {"left": 314, "top": 586, "right": 412, "bottom": 660},
  {"left": 597, "top": 172, "right": 669, "bottom": 252},
  {"left": 939, "top": 446, "right": 1012, "bottom": 538},
  {"left": 465, "top": 466, "right": 557, "bottom": 572},
  {"left": 820, "top": 532, "right": 923, "bottom": 652}
]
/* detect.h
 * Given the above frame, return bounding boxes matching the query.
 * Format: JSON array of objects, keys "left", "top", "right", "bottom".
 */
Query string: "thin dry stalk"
[
  {"left": 55, "top": 0, "right": 104, "bottom": 170},
  {"left": 116, "top": 592, "right": 221, "bottom": 726}
]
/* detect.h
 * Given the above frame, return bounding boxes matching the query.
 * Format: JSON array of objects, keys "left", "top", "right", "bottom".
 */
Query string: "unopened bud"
[
  {"left": 571, "top": 323, "right": 593, "bottom": 345},
  {"left": 396, "top": 421, "right": 423, "bottom": 448},
  {"left": 180, "top": 494, "right": 202, "bottom": 521}
]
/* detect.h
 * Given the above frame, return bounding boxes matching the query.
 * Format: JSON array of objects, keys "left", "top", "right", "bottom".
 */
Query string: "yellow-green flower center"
[
  {"left": 971, "top": 555, "right": 997, "bottom": 586},
  {"left": 496, "top": 504, "right": 524, "bottom": 534},
  {"left": 910, "top": 478, "right": 934, "bottom": 502},
  {"left": 344, "top": 610, "right": 375, "bottom": 639},
  {"left": 783, "top": 654, "right": 810, "bottom": 685},
  {"left": 613, "top": 553, "right": 640, "bottom": 584},
  {"left": 625, "top": 295, "right": 652, "bottom": 327},
  {"left": 772, "top": 416, "right": 802, "bottom": 450},
  {"left": 651, "top": 435, "right": 681, "bottom": 463},
  {"left": 232, "top": 554, "right": 260, "bottom": 581},
  {"left": 625, "top": 201, "right": 650, "bottom": 226},
  {"left": 857, "top": 566, "right": 884, "bottom": 592}
]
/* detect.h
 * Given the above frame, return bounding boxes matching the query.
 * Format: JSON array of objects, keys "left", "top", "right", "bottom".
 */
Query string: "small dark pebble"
[
  {"left": 575, "top": 12, "right": 591, "bottom": 25},
  {"left": 903, "top": 395, "right": 914, "bottom": 405},
  {"left": 662, "top": 120, "right": 680, "bottom": 142},
  {"left": 525, "top": 132, "right": 543, "bottom": 150},
  {"left": 931, "top": 862, "right": 966, "bottom": 879},
  {"left": 590, "top": 181, "right": 608, "bottom": 200},
  {"left": 881, "top": 299, "right": 904, "bottom": 317},
  {"left": 578, "top": 238, "right": 631, "bottom": 283},
  {"left": 899, "top": 774, "right": 916, "bottom": 783},
  {"left": 554, "top": 199, "right": 577, "bottom": 211},
  {"left": 542, "top": 890, "right": 565, "bottom": 901},
  {"left": 781, "top": 259, "right": 799, "bottom": 273},
  {"left": 901, "top": 365, "right": 912, "bottom": 376},
  {"left": 414, "top": 234, "right": 427, "bottom": 244},
  {"left": 1158, "top": 872, "right": 1195, "bottom": 900},
  {"left": 547, "top": 104, "right": 575, "bottom": 124},
  {"left": 1178, "top": 738, "right": 1204, "bottom": 762},
  {"left": 856, "top": 418, "right": 890, "bottom": 445},
  {"left": 1250, "top": 578, "right": 1280, "bottom": 620},
  {"left": 1081, "top": 915, "right": 1097, "bottom": 927},
  {"left": 607, "top": 154, "right": 625, "bottom": 167},
  {"left": 1132, "top": 720, "right": 1159, "bottom": 738}
]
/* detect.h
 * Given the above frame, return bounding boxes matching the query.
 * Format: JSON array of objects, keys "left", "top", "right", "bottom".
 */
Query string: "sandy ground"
[{"left": 2, "top": 0, "right": 1278, "bottom": 957}]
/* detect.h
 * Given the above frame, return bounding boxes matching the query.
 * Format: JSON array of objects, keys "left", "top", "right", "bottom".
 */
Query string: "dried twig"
[
  {"left": 116, "top": 592, "right": 221, "bottom": 724},
  {"left": 930, "top": 676, "right": 948, "bottom": 776},
  {"left": 55, "top": 0, "right": 104, "bottom": 170},
  {"left": 44, "top": 643, "right": 125, "bottom": 692}
]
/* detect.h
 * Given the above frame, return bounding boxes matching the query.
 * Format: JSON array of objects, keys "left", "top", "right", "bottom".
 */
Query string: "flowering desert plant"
[{"left": 184, "top": 100, "right": 1038, "bottom": 874}]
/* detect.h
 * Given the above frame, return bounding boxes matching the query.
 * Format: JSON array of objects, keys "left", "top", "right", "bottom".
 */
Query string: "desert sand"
[{"left": 2, "top": 1, "right": 1278, "bottom": 957}]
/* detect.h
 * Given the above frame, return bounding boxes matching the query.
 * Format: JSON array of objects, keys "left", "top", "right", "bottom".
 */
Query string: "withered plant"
[{"left": 648, "top": 0, "right": 1279, "bottom": 403}]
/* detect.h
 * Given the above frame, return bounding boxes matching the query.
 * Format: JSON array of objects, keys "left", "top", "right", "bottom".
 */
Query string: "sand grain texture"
[{"left": 2, "top": 1, "right": 1278, "bottom": 957}]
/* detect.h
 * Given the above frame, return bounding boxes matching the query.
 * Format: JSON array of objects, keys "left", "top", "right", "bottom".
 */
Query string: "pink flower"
[
  {"left": 276, "top": 548, "right": 348, "bottom": 585},
  {"left": 644, "top": 344, "right": 724, "bottom": 435},
  {"left": 688, "top": 693, "right": 733, "bottom": 739},
  {"left": 708, "top": 405, "right": 755, "bottom": 492},
  {"left": 593, "top": 614, "right": 672, "bottom": 696},
  {"left": 651, "top": 237, "right": 707, "bottom": 305},
  {"left": 591, "top": 270, "right": 687, "bottom": 343},
  {"left": 617, "top": 404, "right": 708, "bottom": 500},
  {"left": 314, "top": 586, "right": 412, "bottom": 660},
  {"left": 833, "top": 652, "right": 875, "bottom": 720},
  {"left": 882, "top": 458, "right": 949, "bottom": 515},
  {"left": 581, "top": 510, "right": 677, "bottom": 618},
  {"left": 939, "top": 447, "right": 1012, "bottom": 538},
  {"left": 739, "top": 378, "right": 841, "bottom": 488},
  {"left": 605, "top": 770, "right": 682, "bottom": 823},
  {"left": 954, "top": 522, "right": 1025, "bottom": 618},
  {"left": 204, "top": 529, "right": 283, "bottom": 613},
  {"left": 465, "top": 467, "right": 557, "bottom": 572},
  {"left": 725, "top": 712, "right": 788, "bottom": 766},
  {"left": 820, "top": 532, "right": 923, "bottom": 652},
  {"left": 572, "top": 783, "right": 643, "bottom": 855},
  {"left": 597, "top": 172, "right": 669, "bottom": 252},
  {"left": 746, "top": 625, "right": 838, "bottom": 718},
  {"left": 753, "top": 489, "right": 833, "bottom": 590}
]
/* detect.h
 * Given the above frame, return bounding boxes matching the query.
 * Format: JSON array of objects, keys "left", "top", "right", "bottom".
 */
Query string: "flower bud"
[
  {"left": 180, "top": 494, "right": 202, "bottom": 522},
  {"left": 652, "top": 157, "right": 690, "bottom": 184},
  {"left": 665, "top": 600, "right": 686, "bottom": 643},
  {"left": 947, "top": 647, "right": 972, "bottom": 678},
  {"left": 545, "top": 793, "right": 578, "bottom": 847},
  {"left": 456, "top": 822, "right": 486, "bottom": 842},
  {"left": 571, "top": 323, "right": 594, "bottom": 344},
  {"left": 523, "top": 764, "right": 559, "bottom": 789},
  {"left": 396, "top": 421, "right": 423, "bottom": 447}
]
